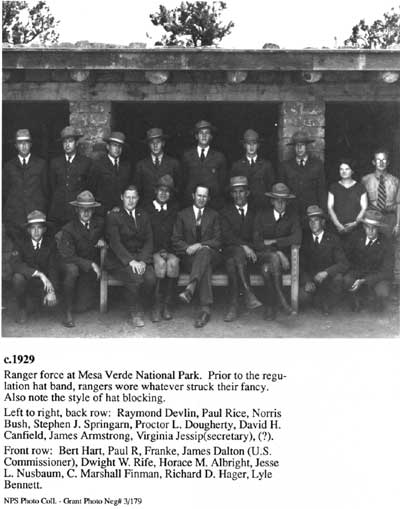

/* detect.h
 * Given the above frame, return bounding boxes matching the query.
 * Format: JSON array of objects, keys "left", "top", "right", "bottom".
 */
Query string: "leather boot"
[
  {"left": 15, "top": 296, "right": 27, "bottom": 324},
  {"left": 151, "top": 279, "right": 162, "bottom": 322},
  {"left": 262, "top": 272, "right": 276, "bottom": 320},
  {"left": 179, "top": 280, "right": 196, "bottom": 304},
  {"left": 224, "top": 271, "right": 239, "bottom": 321},
  {"left": 63, "top": 285, "right": 75, "bottom": 327},
  {"left": 237, "top": 263, "right": 262, "bottom": 310},
  {"left": 163, "top": 278, "right": 177, "bottom": 320},
  {"left": 273, "top": 273, "right": 295, "bottom": 315}
]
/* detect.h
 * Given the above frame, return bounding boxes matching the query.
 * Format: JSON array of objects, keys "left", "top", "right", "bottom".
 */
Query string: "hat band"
[
  {"left": 27, "top": 219, "right": 45, "bottom": 224},
  {"left": 76, "top": 201, "right": 96, "bottom": 206},
  {"left": 16, "top": 136, "right": 31, "bottom": 141},
  {"left": 108, "top": 137, "right": 124, "bottom": 144},
  {"left": 270, "top": 192, "right": 291, "bottom": 197},
  {"left": 363, "top": 219, "right": 382, "bottom": 226}
]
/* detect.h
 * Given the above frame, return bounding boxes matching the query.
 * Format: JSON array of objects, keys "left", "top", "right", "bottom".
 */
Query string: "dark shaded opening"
[
  {"left": 325, "top": 102, "right": 400, "bottom": 185},
  {"left": 112, "top": 102, "right": 279, "bottom": 170},
  {"left": 2, "top": 101, "right": 70, "bottom": 163}
]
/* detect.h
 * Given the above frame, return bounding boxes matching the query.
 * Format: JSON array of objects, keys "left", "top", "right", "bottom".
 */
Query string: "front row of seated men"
[{"left": 9, "top": 174, "right": 393, "bottom": 329}]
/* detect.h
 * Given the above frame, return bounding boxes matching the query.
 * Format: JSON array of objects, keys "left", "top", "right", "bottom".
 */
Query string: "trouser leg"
[{"left": 61, "top": 263, "right": 79, "bottom": 326}]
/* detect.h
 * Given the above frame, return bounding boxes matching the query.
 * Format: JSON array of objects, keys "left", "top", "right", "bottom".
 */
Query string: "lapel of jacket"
[
  {"left": 200, "top": 207, "right": 211, "bottom": 235},
  {"left": 122, "top": 209, "right": 137, "bottom": 232}
]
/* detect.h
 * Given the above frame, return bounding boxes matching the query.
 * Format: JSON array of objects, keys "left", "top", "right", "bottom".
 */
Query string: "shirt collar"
[
  {"left": 32, "top": 238, "right": 42, "bottom": 249},
  {"left": 366, "top": 236, "right": 377, "bottom": 246},
  {"left": 108, "top": 154, "right": 119, "bottom": 165},
  {"left": 18, "top": 154, "right": 31, "bottom": 165},
  {"left": 273, "top": 209, "right": 285, "bottom": 221},
  {"left": 235, "top": 203, "right": 248, "bottom": 215},
  {"left": 65, "top": 153, "right": 76, "bottom": 163},
  {"left": 374, "top": 171, "right": 387, "bottom": 180},
  {"left": 296, "top": 155, "right": 308, "bottom": 165},
  {"left": 247, "top": 155, "right": 257, "bottom": 164},
  {"left": 193, "top": 205, "right": 204, "bottom": 216},
  {"left": 197, "top": 146, "right": 210, "bottom": 158},
  {"left": 313, "top": 231, "right": 324, "bottom": 242},
  {"left": 153, "top": 200, "right": 167, "bottom": 212},
  {"left": 80, "top": 220, "right": 90, "bottom": 228},
  {"left": 125, "top": 208, "right": 135, "bottom": 218},
  {"left": 151, "top": 153, "right": 163, "bottom": 164}
]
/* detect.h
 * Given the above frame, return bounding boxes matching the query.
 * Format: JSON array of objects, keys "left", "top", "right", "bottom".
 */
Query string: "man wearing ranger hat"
[
  {"left": 279, "top": 130, "right": 326, "bottom": 226},
  {"left": 253, "top": 183, "right": 301, "bottom": 319},
  {"left": 11, "top": 210, "right": 58, "bottom": 324},
  {"left": 344, "top": 209, "right": 393, "bottom": 312},
  {"left": 92, "top": 131, "right": 133, "bottom": 215},
  {"left": 58, "top": 191, "right": 105, "bottom": 327},
  {"left": 3, "top": 129, "right": 48, "bottom": 243},
  {"left": 48, "top": 126, "right": 94, "bottom": 230},
  {"left": 231, "top": 129, "right": 275, "bottom": 209},
  {"left": 182, "top": 120, "right": 227, "bottom": 210},
  {"left": 144, "top": 174, "right": 180, "bottom": 322},
  {"left": 135, "top": 127, "right": 182, "bottom": 208},
  {"left": 220, "top": 175, "right": 262, "bottom": 322},
  {"left": 299, "top": 205, "right": 349, "bottom": 315}
]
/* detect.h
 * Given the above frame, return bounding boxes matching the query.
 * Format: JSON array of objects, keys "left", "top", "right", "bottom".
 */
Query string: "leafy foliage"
[
  {"left": 149, "top": 1, "right": 234, "bottom": 47},
  {"left": 3, "top": 1, "right": 59, "bottom": 45},
  {"left": 344, "top": 5, "right": 400, "bottom": 48}
]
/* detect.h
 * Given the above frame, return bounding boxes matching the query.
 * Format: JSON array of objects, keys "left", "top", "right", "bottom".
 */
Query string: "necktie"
[
  {"left": 85, "top": 222, "right": 90, "bottom": 231},
  {"left": 277, "top": 212, "right": 283, "bottom": 222},
  {"left": 22, "top": 158, "right": 27, "bottom": 168},
  {"left": 314, "top": 236, "right": 319, "bottom": 247},
  {"left": 239, "top": 207, "right": 245, "bottom": 222},
  {"left": 67, "top": 156, "right": 72, "bottom": 164},
  {"left": 130, "top": 210, "right": 137, "bottom": 227},
  {"left": 366, "top": 239, "right": 373, "bottom": 248},
  {"left": 155, "top": 157, "right": 160, "bottom": 168},
  {"left": 377, "top": 175, "right": 386, "bottom": 211},
  {"left": 200, "top": 149, "right": 205, "bottom": 162},
  {"left": 114, "top": 158, "right": 119, "bottom": 172},
  {"left": 34, "top": 242, "right": 40, "bottom": 251},
  {"left": 250, "top": 158, "right": 255, "bottom": 167},
  {"left": 196, "top": 208, "right": 202, "bottom": 226}
]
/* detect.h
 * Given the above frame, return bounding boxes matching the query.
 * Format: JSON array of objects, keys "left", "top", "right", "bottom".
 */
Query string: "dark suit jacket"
[
  {"left": 3, "top": 155, "right": 48, "bottom": 227},
  {"left": 172, "top": 206, "right": 221, "bottom": 256},
  {"left": 144, "top": 201, "right": 179, "bottom": 252},
  {"left": 231, "top": 157, "right": 275, "bottom": 209},
  {"left": 104, "top": 208, "right": 153, "bottom": 270},
  {"left": 182, "top": 148, "right": 227, "bottom": 210},
  {"left": 220, "top": 203, "right": 257, "bottom": 249},
  {"left": 253, "top": 205, "right": 302, "bottom": 254},
  {"left": 92, "top": 155, "right": 132, "bottom": 214},
  {"left": 279, "top": 156, "right": 327, "bottom": 222},
  {"left": 134, "top": 155, "right": 182, "bottom": 207},
  {"left": 12, "top": 235, "right": 58, "bottom": 288},
  {"left": 58, "top": 217, "right": 104, "bottom": 272},
  {"left": 49, "top": 154, "right": 94, "bottom": 225},
  {"left": 300, "top": 229, "right": 349, "bottom": 282},
  {"left": 346, "top": 232, "right": 393, "bottom": 286}
]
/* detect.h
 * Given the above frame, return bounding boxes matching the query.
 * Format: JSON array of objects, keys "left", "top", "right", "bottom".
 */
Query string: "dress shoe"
[
  {"left": 281, "top": 303, "right": 296, "bottom": 316},
  {"left": 264, "top": 306, "right": 276, "bottom": 321},
  {"left": 244, "top": 291, "right": 262, "bottom": 310},
  {"left": 16, "top": 308, "right": 28, "bottom": 325},
  {"left": 151, "top": 306, "right": 162, "bottom": 323},
  {"left": 350, "top": 296, "right": 362, "bottom": 312},
  {"left": 178, "top": 289, "right": 193, "bottom": 304},
  {"left": 320, "top": 302, "right": 331, "bottom": 316},
  {"left": 194, "top": 311, "right": 210, "bottom": 328},
  {"left": 132, "top": 312, "right": 145, "bottom": 327},
  {"left": 162, "top": 304, "right": 173, "bottom": 320},
  {"left": 62, "top": 311, "right": 75, "bottom": 328},
  {"left": 224, "top": 305, "right": 238, "bottom": 322}
]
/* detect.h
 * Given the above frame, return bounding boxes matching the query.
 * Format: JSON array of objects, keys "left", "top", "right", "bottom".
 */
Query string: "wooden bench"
[{"left": 99, "top": 245, "right": 300, "bottom": 313}]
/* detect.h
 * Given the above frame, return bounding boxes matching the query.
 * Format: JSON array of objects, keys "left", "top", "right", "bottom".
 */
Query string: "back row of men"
[{"left": 3, "top": 121, "right": 399, "bottom": 329}]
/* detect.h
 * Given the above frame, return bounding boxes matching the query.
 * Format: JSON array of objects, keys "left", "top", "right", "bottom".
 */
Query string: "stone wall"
[{"left": 278, "top": 101, "right": 325, "bottom": 163}]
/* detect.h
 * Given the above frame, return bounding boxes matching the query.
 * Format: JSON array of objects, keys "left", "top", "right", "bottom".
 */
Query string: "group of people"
[{"left": 3, "top": 120, "right": 399, "bottom": 329}]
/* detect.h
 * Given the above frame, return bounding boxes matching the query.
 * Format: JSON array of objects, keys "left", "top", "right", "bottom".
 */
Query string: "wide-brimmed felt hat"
[
  {"left": 229, "top": 176, "right": 249, "bottom": 189},
  {"left": 242, "top": 129, "right": 263, "bottom": 144},
  {"left": 287, "top": 130, "right": 315, "bottom": 146},
  {"left": 265, "top": 183, "right": 295, "bottom": 199},
  {"left": 25, "top": 210, "right": 47, "bottom": 227},
  {"left": 361, "top": 209, "right": 386, "bottom": 228},
  {"left": 144, "top": 127, "right": 168, "bottom": 142},
  {"left": 154, "top": 174, "right": 176, "bottom": 192},
  {"left": 194, "top": 120, "right": 216, "bottom": 133},
  {"left": 59, "top": 126, "right": 82, "bottom": 141},
  {"left": 69, "top": 190, "right": 101, "bottom": 208},
  {"left": 15, "top": 129, "right": 32, "bottom": 142},
  {"left": 306, "top": 205, "right": 325, "bottom": 218},
  {"left": 103, "top": 131, "right": 126, "bottom": 145}
]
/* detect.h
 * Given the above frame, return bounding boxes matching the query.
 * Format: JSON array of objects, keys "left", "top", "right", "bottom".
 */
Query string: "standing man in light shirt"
[
  {"left": 3, "top": 129, "right": 48, "bottom": 243},
  {"left": 48, "top": 126, "right": 94, "bottom": 231},
  {"left": 172, "top": 184, "right": 222, "bottom": 328}
]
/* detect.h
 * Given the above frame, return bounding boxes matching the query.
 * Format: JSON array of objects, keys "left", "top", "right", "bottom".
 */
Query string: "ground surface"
[{"left": 2, "top": 287, "right": 399, "bottom": 339}]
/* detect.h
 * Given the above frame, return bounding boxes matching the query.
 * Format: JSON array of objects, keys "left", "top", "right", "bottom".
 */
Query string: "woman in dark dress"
[{"left": 327, "top": 159, "right": 367, "bottom": 253}]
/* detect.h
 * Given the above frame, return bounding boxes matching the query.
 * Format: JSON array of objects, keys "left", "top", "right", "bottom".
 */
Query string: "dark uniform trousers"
[
  {"left": 92, "top": 155, "right": 132, "bottom": 216},
  {"left": 105, "top": 209, "right": 155, "bottom": 312},
  {"left": 58, "top": 217, "right": 104, "bottom": 312},
  {"left": 279, "top": 156, "right": 326, "bottom": 228},
  {"left": 3, "top": 156, "right": 48, "bottom": 243},
  {"left": 11, "top": 236, "right": 59, "bottom": 310},
  {"left": 343, "top": 232, "right": 393, "bottom": 303},
  {"left": 135, "top": 156, "right": 182, "bottom": 208},
  {"left": 230, "top": 158, "right": 275, "bottom": 210},
  {"left": 220, "top": 204, "right": 258, "bottom": 304},
  {"left": 299, "top": 230, "right": 349, "bottom": 308},
  {"left": 172, "top": 207, "right": 222, "bottom": 309},
  {"left": 48, "top": 154, "right": 94, "bottom": 230},
  {"left": 182, "top": 148, "right": 227, "bottom": 211}
]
